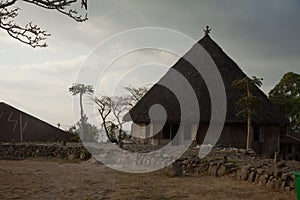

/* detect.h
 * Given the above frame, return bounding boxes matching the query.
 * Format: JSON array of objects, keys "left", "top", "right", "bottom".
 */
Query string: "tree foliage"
[
  {"left": 232, "top": 76, "right": 263, "bottom": 117},
  {"left": 232, "top": 76, "right": 263, "bottom": 150},
  {"left": 0, "top": 0, "right": 88, "bottom": 47},
  {"left": 93, "top": 86, "right": 148, "bottom": 145},
  {"left": 269, "top": 72, "right": 300, "bottom": 131},
  {"left": 123, "top": 85, "right": 148, "bottom": 107},
  {"left": 76, "top": 115, "right": 99, "bottom": 142},
  {"left": 67, "top": 115, "right": 100, "bottom": 142}
]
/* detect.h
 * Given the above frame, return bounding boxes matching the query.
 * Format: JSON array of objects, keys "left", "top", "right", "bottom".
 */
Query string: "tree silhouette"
[
  {"left": 269, "top": 72, "right": 300, "bottom": 132},
  {"left": 232, "top": 76, "right": 263, "bottom": 150},
  {"left": 0, "top": 0, "right": 88, "bottom": 47},
  {"left": 69, "top": 83, "right": 93, "bottom": 139}
]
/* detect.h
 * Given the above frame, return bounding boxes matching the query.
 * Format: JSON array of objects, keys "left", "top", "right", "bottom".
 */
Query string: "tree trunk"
[
  {"left": 247, "top": 110, "right": 252, "bottom": 150},
  {"left": 117, "top": 118, "right": 123, "bottom": 148},
  {"left": 246, "top": 82, "right": 252, "bottom": 150},
  {"left": 79, "top": 92, "right": 84, "bottom": 140}
]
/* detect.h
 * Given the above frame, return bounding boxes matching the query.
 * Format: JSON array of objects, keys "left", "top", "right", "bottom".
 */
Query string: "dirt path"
[{"left": 0, "top": 159, "right": 296, "bottom": 200}]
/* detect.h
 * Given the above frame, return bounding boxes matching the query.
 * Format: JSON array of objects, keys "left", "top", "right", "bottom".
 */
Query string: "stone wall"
[
  {"left": 177, "top": 157, "right": 296, "bottom": 193},
  {"left": 174, "top": 147, "right": 298, "bottom": 193},
  {"left": 0, "top": 142, "right": 297, "bottom": 193},
  {"left": 0, "top": 142, "right": 91, "bottom": 161},
  {"left": 115, "top": 144, "right": 297, "bottom": 193}
]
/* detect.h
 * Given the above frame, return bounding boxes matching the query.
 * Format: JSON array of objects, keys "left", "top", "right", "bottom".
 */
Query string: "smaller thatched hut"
[
  {"left": 124, "top": 28, "right": 288, "bottom": 155},
  {"left": 0, "top": 102, "right": 69, "bottom": 142}
]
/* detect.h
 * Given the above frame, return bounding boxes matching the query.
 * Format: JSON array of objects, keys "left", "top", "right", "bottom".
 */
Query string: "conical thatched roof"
[{"left": 124, "top": 34, "right": 288, "bottom": 125}]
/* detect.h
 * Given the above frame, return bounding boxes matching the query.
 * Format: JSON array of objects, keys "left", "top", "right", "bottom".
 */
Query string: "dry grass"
[{"left": 0, "top": 159, "right": 296, "bottom": 200}]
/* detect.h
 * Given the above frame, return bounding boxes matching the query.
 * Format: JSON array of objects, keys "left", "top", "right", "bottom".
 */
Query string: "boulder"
[
  {"left": 217, "top": 164, "right": 226, "bottom": 177},
  {"left": 247, "top": 171, "right": 255, "bottom": 183},
  {"left": 256, "top": 168, "right": 265, "bottom": 175},
  {"left": 281, "top": 173, "right": 289, "bottom": 181},
  {"left": 165, "top": 162, "right": 182, "bottom": 177},
  {"left": 259, "top": 174, "right": 268, "bottom": 186},
  {"left": 241, "top": 165, "right": 250, "bottom": 181},
  {"left": 210, "top": 165, "right": 218, "bottom": 177},
  {"left": 276, "top": 161, "right": 286, "bottom": 168}
]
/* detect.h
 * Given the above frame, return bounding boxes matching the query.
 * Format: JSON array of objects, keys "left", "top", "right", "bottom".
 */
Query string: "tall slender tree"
[
  {"left": 232, "top": 76, "right": 263, "bottom": 150},
  {"left": 69, "top": 83, "right": 94, "bottom": 139}
]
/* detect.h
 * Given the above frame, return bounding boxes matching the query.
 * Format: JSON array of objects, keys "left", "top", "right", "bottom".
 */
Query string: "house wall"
[
  {"left": 131, "top": 123, "right": 147, "bottom": 144},
  {"left": 281, "top": 143, "right": 300, "bottom": 161},
  {"left": 254, "top": 125, "right": 280, "bottom": 154},
  {"left": 131, "top": 122, "right": 281, "bottom": 155},
  {"left": 197, "top": 123, "right": 280, "bottom": 155},
  {"left": 217, "top": 124, "right": 248, "bottom": 148}
]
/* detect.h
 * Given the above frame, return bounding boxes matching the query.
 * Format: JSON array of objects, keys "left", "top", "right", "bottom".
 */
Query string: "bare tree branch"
[
  {"left": 0, "top": 0, "right": 17, "bottom": 9},
  {"left": 0, "top": 0, "right": 88, "bottom": 47}
]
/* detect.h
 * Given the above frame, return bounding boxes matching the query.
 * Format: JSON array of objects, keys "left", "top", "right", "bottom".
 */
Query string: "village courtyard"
[{"left": 0, "top": 158, "right": 296, "bottom": 200}]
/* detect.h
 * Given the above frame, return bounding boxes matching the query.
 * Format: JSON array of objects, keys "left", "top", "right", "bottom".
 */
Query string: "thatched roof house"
[
  {"left": 124, "top": 28, "right": 288, "bottom": 154},
  {"left": 0, "top": 102, "right": 69, "bottom": 142}
]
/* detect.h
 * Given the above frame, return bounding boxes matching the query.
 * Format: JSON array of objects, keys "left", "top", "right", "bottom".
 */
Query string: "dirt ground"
[{"left": 0, "top": 159, "right": 296, "bottom": 200}]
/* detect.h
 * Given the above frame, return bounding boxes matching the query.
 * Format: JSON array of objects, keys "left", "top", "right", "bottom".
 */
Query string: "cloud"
[
  {"left": 20, "top": 55, "right": 86, "bottom": 75},
  {"left": 1, "top": 0, "right": 300, "bottom": 128}
]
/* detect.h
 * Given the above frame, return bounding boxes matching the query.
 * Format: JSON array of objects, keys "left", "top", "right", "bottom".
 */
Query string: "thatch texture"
[
  {"left": 124, "top": 35, "right": 288, "bottom": 125},
  {"left": 0, "top": 102, "right": 69, "bottom": 142}
]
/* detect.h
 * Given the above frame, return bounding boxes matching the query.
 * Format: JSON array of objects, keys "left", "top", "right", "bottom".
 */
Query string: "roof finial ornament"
[{"left": 203, "top": 25, "right": 211, "bottom": 36}]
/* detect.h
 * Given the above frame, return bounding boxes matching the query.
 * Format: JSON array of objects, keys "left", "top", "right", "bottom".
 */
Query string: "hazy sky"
[{"left": 0, "top": 0, "right": 299, "bottom": 129}]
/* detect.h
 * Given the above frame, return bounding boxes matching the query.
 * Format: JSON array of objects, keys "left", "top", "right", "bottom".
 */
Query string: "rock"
[
  {"left": 281, "top": 173, "right": 289, "bottom": 181},
  {"left": 266, "top": 177, "right": 274, "bottom": 188},
  {"left": 256, "top": 168, "right": 265, "bottom": 175},
  {"left": 254, "top": 174, "right": 260, "bottom": 184},
  {"left": 284, "top": 187, "right": 291, "bottom": 193},
  {"left": 265, "top": 168, "right": 274, "bottom": 176},
  {"left": 241, "top": 165, "right": 250, "bottom": 181},
  {"left": 68, "top": 154, "right": 75, "bottom": 160},
  {"left": 281, "top": 181, "right": 286, "bottom": 189},
  {"left": 274, "top": 179, "right": 281, "bottom": 190},
  {"left": 217, "top": 164, "right": 226, "bottom": 177},
  {"left": 248, "top": 171, "right": 255, "bottom": 183},
  {"left": 259, "top": 174, "right": 268, "bottom": 186},
  {"left": 165, "top": 162, "right": 182, "bottom": 177},
  {"left": 274, "top": 168, "right": 283, "bottom": 178},
  {"left": 289, "top": 180, "right": 296, "bottom": 189},
  {"left": 276, "top": 161, "right": 286, "bottom": 168},
  {"left": 246, "top": 149, "right": 256, "bottom": 156},
  {"left": 210, "top": 165, "right": 218, "bottom": 177}
]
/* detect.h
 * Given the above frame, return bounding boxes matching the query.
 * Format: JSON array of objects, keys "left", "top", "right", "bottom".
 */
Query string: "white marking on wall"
[
  {"left": 0, "top": 111, "right": 4, "bottom": 119},
  {"left": 19, "top": 114, "right": 28, "bottom": 142},
  {"left": 8, "top": 112, "right": 18, "bottom": 132}
]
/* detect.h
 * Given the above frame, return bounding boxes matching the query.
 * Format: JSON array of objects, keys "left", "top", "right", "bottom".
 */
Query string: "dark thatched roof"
[
  {"left": 124, "top": 35, "right": 288, "bottom": 125},
  {"left": 0, "top": 102, "right": 69, "bottom": 142}
]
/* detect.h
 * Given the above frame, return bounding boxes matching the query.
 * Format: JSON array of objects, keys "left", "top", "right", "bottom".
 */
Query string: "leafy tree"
[
  {"left": 232, "top": 76, "right": 263, "bottom": 150},
  {"left": 76, "top": 115, "right": 99, "bottom": 142},
  {"left": 66, "top": 116, "right": 99, "bottom": 142},
  {"left": 69, "top": 83, "right": 94, "bottom": 139},
  {"left": 269, "top": 72, "right": 300, "bottom": 132},
  {"left": 0, "top": 0, "right": 88, "bottom": 47},
  {"left": 67, "top": 125, "right": 80, "bottom": 142}
]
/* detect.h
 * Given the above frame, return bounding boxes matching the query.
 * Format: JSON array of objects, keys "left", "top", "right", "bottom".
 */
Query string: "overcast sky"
[{"left": 0, "top": 0, "right": 299, "bottom": 129}]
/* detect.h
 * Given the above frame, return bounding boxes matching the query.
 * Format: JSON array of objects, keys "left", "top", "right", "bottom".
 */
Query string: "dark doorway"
[{"left": 162, "top": 123, "right": 180, "bottom": 145}]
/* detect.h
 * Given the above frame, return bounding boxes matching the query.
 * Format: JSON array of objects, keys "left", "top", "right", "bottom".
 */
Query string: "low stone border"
[{"left": 0, "top": 142, "right": 91, "bottom": 161}]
